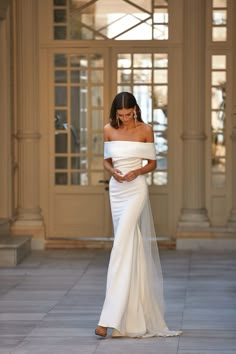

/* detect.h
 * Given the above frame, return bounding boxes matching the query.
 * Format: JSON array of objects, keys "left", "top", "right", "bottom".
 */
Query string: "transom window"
[
  {"left": 53, "top": 0, "right": 168, "bottom": 40},
  {"left": 212, "top": 0, "right": 227, "bottom": 41}
]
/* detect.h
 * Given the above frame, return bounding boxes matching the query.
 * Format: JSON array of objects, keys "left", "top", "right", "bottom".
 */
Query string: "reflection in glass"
[
  {"left": 133, "top": 54, "right": 152, "bottom": 67},
  {"left": 55, "top": 173, "right": 67, "bottom": 185},
  {"left": 54, "top": 26, "right": 67, "bottom": 40},
  {"left": 55, "top": 110, "right": 67, "bottom": 130},
  {"left": 211, "top": 87, "right": 225, "bottom": 110},
  {"left": 55, "top": 133, "right": 67, "bottom": 153},
  {"left": 54, "top": 54, "right": 67, "bottom": 67},
  {"left": 54, "top": 0, "right": 66, "bottom": 5},
  {"left": 118, "top": 54, "right": 131, "bottom": 67},
  {"left": 91, "top": 70, "right": 103, "bottom": 83},
  {"left": 212, "top": 10, "right": 226, "bottom": 25},
  {"left": 55, "top": 70, "right": 67, "bottom": 83},
  {"left": 92, "top": 134, "right": 103, "bottom": 154},
  {"left": 70, "top": 55, "right": 88, "bottom": 67},
  {"left": 133, "top": 69, "right": 151, "bottom": 83},
  {"left": 70, "top": 70, "right": 87, "bottom": 83},
  {"left": 153, "top": 25, "right": 168, "bottom": 40},
  {"left": 153, "top": 86, "right": 168, "bottom": 107},
  {"left": 71, "top": 172, "right": 88, "bottom": 185},
  {"left": 117, "top": 69, "right": 131, "bottom": 83},
  {"left": 91, "top": 87, "right": 103, "bottom": 106},
  {"left": 54, "top": 9, "right": 66, "bottom": 23},
  {"left": 90, "top": 54, "right": 104, "bottom": 67},
  {"left": 71, "top": 156, "right": 88, "bottom": 169},
  {"left": 55, "top": 157, "right": 67, "bottom": 169},
  {"left": 56, "top": 0, "right": 169, "bottom": 40},
  {"left": 91, "top": 110, "right": 103, "bottom": 130},
  {"left": 55, "top": 87, "right": 67, "bottom": 106}
]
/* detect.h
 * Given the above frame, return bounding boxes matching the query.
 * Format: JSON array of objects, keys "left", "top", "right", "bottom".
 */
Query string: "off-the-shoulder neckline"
[{"left": 104, "top": 141, "right": 153, "bottom": 144}]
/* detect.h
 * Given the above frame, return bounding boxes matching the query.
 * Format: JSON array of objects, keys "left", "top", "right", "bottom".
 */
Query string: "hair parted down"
[{"left": 109, "top": 92, "right": 143, "bottom": 129}]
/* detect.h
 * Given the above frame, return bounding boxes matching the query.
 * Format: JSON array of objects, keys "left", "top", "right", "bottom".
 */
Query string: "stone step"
[
  {"left": 0, "top": 235, "right": 31, "bottom": 267},
  {"left": 45, "top": 237, "right": 176, "bottom": 250}
]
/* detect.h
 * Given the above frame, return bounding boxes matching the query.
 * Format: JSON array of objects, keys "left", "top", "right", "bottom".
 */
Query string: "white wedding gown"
[{"left": 98, "top": 141, "right": 182, "bottom": 338}]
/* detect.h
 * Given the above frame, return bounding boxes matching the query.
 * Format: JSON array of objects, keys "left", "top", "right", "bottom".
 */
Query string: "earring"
[
  {"left": 134, "top": 111, "right": 137, "bottom": 125},
  {"left": 116, "top": 115, "right": 120, "bottom": 127}
]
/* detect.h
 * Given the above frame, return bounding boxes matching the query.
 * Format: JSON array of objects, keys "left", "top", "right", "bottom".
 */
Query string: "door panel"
[{"left": 48, "top": 48, "right": 112, "bottom": 238}]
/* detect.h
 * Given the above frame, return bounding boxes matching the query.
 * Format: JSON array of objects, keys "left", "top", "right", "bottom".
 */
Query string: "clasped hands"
[{"left": 112, "top": 168, "right": 140, "bottom": 183}]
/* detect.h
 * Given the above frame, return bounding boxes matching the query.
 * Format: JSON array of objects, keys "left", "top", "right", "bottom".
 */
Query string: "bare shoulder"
[
  {"left": 103, "top": 123, "right": 112, "bottom": 141},
  {"left": 138, "top": 122, "right": 154, "bottom": 142}
]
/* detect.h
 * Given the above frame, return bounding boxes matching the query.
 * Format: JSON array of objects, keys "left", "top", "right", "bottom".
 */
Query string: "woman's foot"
[{"left": 95, "top": 325, "right": 107, "bottom": 337}]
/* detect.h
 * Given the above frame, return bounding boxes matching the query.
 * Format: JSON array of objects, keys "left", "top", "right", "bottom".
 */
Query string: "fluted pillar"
[
  {"left": 227, "top": 6, "right": 236, "bottom": 228},
  {"left": 178, "top": 0, "right": 209, "bottom": 229},
  {"left": 11, "top": 0, "right": 44, "bottom": 246}
]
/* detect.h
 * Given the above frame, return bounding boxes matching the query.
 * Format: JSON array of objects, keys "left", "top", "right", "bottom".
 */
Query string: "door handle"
[{"left": 99, "top": 179, "right": 109, "bottom": 184}]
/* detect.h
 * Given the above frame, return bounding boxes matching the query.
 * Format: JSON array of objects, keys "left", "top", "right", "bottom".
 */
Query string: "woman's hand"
[
  {"left": 112, "top": 168, "right": 124, "bottom": 183},
  {"left": 123, "top": 169, "right": 140, "bottom": 182}
]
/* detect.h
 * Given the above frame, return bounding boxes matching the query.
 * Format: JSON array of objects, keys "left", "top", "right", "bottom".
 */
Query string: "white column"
[
  {"left": 178, "top": 0, "right": 210, "bottom": 228},
  {"left": 11, "top": 0, "right": 44, "bottom": 247}
]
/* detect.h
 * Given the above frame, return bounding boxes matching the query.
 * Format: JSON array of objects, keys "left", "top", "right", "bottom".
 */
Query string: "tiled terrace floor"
[{"left": 0, "top": 249, "right": 236, "bottom": 354}]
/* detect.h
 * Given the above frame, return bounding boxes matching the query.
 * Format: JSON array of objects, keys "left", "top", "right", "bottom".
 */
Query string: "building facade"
[{"left": 0, "top": 0, "right": 236, "bottom": 250}]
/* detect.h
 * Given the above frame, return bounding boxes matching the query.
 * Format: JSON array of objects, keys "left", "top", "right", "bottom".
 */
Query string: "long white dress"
[{"left": 98, "top": 141, "right": 182, "bottom": 338}]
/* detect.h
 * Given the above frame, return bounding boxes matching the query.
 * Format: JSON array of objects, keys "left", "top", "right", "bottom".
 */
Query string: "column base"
[
  {"left": 176, "top": 226, "right": 236, "bottom": 250},
  {"left": 11, "top": 219, "right": 45, "bottom": 249},
  {"left": 227, "top": 209, "right": 236, "bottom": 229},
  {"left": 178, "top": 208, "right": 210, "bottom": 228}
]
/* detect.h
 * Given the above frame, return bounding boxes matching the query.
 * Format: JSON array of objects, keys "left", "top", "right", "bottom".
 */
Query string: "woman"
[{"left": 95, "top": 92, "right": 182, "bottom": 338}]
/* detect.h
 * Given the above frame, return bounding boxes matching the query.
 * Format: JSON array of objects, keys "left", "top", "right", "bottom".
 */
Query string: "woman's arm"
[{"left": 103, "top": 125, "right": 124, "bottom": 182}]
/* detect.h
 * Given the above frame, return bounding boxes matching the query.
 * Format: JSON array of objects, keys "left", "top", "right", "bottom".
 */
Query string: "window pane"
[
  {"left": 54, "top": 0, "right": 169, "bottom": 40},
  {"left": 154, "top": 69, "right": 168, "bottom": 84},
  {"left": 211, "top": 71, "right": 226, "bottom": 85},
  {"left": 91, "top": 87, "right": 103, "bottom": 106},
  {"left": 71, "top": 172, "right": 88, "bottom": 185},
  {"left": 213, "top": 0, "right": 227, "bottom": 7},
  {"left": 91, "top": 70, "right": 103, "bottom": 83},
  {"left": 55, "top": 87, "right": 67, "bottom": 106},
  {"left": 91, "top": 134, "right": 103, "bottom": 154},
  {"left": 55, "top": 54, "right": 67, "bottom": 67},
  {"left": 55, "top": 110, "right": 67, "bottom": 129},
  {"left": 55, "top": 133, "right": 67, "bottom": 153},
  {"left": 153, "top": 171, "right": 167, "bottom": 185},
  {"left": 54, "top": 26, "right": 67, "bottom": 40},
  {"left": 212, "top": 10, "right": 227, "bottom": 25},
  {"left": 55, "top": 173, "right": 67, "bottom": 185},
  {"left": 91, "top": 110, "right": 103, "bottom": 130},
  {"left": 54, "top": 9, "right": 66, "bottom": 23},
  {"left": 212, "top": 27, "right": 227, "bottom": 41},
  {"left": 212, "top": 55, "right": 226, "bottom": 69},
  {"left": 55, "top": 157, "right": 67, "bottom": 169},
  {"left": 55, "top": 70, "right": 67, "bottom": 83}
]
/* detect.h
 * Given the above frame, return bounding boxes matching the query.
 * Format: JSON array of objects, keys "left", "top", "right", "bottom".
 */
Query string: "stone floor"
[{"left": 0, "top": 249, "right": 236, "bottom": 354}]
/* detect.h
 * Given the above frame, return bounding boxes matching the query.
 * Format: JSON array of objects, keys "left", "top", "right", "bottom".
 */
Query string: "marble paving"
[{"left": 0, "top": 249, "right": 236, "bottom": 354}]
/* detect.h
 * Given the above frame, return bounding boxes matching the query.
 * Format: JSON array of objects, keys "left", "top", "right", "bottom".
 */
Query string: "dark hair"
[{"left": 109, "top": 92, "right": 143, "bottom": 129}]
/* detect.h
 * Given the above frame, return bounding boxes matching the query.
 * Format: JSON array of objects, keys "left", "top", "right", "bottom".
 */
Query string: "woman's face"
[{"left": 117, "top": 108, "right": 135, "bottom": 126}]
